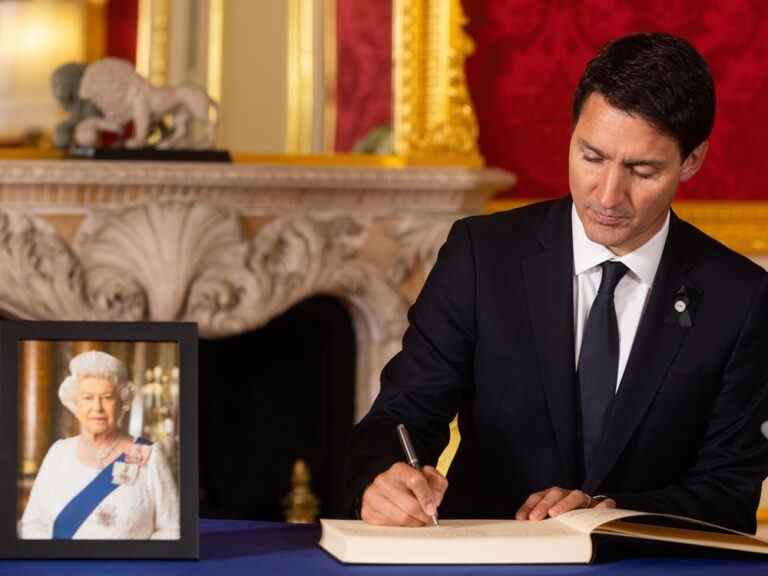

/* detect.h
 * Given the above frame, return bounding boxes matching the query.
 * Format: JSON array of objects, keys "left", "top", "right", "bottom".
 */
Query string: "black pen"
[{"left": 396, "top": 423, "right": 440, "bottom": 526}]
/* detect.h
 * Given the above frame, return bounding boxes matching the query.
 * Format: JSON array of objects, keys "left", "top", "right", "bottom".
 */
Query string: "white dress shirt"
[{"left": 572, "top": 205, "right": 669, "bottom": 392}]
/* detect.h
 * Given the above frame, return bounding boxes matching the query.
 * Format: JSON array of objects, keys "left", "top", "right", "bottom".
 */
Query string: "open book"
[{"left": 319, "top": 508, "right": 768, "bottom": 564}]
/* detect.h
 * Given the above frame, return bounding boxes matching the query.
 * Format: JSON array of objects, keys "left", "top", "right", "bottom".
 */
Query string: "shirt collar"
[{"left": 571, "top": 204, "right": 669, "bottom": 286}]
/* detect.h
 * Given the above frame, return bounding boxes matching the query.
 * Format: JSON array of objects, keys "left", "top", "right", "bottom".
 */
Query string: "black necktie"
[{"left": 578, "top": 260, "right": 629, "bottom": 476}]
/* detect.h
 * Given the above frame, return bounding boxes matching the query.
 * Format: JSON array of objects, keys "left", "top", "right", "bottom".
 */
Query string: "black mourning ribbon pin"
[{"left": 667, "top": 285, "right": 694, "bottom": 328}]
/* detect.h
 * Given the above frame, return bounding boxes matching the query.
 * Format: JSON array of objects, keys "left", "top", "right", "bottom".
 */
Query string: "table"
[{"left": 2, "top": 520, "right": 768, "bottom": 575}]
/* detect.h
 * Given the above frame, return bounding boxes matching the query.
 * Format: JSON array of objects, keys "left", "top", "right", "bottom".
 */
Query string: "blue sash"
[{"left": 53, "top": 437, "right": 151, "bottom": 540}]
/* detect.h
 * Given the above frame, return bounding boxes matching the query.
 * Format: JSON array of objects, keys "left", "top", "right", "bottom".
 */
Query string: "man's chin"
[{"left": 583, "top": 224, "right": 628, "bottom": 250}]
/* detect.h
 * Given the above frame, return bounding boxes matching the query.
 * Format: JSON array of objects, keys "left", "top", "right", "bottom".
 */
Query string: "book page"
[
  {"left": 554, "top": 508, "right": 649, "bottom": 534},
  {"left": 319, "top": 519, "right": 592, "bottom": 564},
  {"left": 323, "top": 518, "right": 580, "bottom": 539},
  {"left": 597, "top": 521, "right": 768, "bottom": 554}
]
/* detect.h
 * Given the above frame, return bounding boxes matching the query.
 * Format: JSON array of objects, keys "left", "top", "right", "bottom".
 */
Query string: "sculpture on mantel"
[
  {"left": 52, "top": 58, "right": 218, "bottom": 150},
  {"left": 51, "top": 63, "right": 102, "bottom": 149}
]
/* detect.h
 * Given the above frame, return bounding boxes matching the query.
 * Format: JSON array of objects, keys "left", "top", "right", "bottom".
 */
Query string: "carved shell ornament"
[
  {"left": 0, "top": 203, "right": 453, "bottom": 341},
  {"left": 74, "top": 202, "right": 244, "bottom": 323}
]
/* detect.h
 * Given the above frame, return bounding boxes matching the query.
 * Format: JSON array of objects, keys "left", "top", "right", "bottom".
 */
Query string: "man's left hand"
[{"left": 515, "top": 487, "right": 616, "bottom": 521}]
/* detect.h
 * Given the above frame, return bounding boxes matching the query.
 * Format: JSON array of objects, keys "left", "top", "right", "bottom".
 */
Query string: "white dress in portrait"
[{"left": 18, "top": 437, "right": 180, "bottom": 539}]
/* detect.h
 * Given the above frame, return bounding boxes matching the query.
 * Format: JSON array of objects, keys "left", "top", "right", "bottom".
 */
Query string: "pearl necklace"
[{"left": 82, "top": 435, "right": 121, "bottom": 469}]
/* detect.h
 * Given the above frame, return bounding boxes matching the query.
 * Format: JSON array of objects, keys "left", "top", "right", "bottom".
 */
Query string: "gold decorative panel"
[{"left": 393, "top": 0, "right": 482, "bottom": 165}]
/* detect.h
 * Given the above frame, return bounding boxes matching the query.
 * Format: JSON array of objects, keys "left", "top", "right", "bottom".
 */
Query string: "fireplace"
[
  {"left": 0, "top": 158, "right": 514, "bottom": 519},
  {"left": 198, "top": 295, "right": 356, "bottom": 520}
]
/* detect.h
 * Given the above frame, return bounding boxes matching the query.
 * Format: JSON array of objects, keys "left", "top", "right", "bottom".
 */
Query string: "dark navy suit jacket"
[{"left": 346, "top": 197, "right": 768, "bottom": 533}]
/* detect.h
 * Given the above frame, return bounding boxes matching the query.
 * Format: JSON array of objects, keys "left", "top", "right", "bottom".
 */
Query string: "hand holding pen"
[
  {"left": 359, "top": 424, "right": 448, "bottom": 526},
  {"left": 397, "top": 424, "right": 440, "bottom": 526}
]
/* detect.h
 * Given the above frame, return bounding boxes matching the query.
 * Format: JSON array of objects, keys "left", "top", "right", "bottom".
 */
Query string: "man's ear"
[{"left": 679, "top": 140, "right": 709, "bottom": 182}]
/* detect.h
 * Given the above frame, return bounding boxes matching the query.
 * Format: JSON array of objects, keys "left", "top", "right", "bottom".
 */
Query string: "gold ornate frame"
[
  {"left": 281, "top": 0, "right": 482, "bottom": 162},
  {"left": 392, "top": 0, "right": 482, "bottom": 165}
]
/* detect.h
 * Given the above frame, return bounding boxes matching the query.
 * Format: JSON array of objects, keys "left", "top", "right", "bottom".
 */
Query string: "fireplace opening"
[{"left": 198, "top": 295, "right": 356, "bottom": 521}]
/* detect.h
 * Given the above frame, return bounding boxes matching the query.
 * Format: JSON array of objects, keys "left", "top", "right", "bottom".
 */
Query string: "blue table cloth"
[{"left": 2, "top": 519, "right": 768, "bottom": 575}]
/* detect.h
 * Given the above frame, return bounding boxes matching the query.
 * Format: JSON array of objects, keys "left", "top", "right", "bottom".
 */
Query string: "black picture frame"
[{"left": 0, "top": 320, "right": 198, "bottom": 559}]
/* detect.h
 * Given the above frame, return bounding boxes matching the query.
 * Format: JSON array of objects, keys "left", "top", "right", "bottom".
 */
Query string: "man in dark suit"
[{"left": 345, "top": 33, "right": 768, "bottom": 533}]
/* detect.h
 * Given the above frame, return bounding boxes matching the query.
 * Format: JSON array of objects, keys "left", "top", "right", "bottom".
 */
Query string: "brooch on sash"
[
  {"left": 95, "top": 504, "right": 117, "bottom": 528},
  {"left": 112, "top": 461, "right": 138, "bottom": 485},
  {"left": 112, "top": 444, "right": 152, "bottom": 486}
]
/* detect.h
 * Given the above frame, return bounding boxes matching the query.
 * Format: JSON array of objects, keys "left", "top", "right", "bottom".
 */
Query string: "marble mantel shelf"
[
  {"left": 0, "top": 159, "right": 515, "bottom": 418},
  {"left": 0, "top": 160, "right": 514, "bottom": 214}
]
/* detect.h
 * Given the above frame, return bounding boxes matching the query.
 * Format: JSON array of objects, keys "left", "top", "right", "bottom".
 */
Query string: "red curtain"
[
  {"left": 463, "top": 0, "right": 768, "bottom": 200},
  {"left": 335, "top": 0, "right": 392, "bottom": 152},
  {"left": 105, "top": 0, "right": 138, "bottom": 64}
]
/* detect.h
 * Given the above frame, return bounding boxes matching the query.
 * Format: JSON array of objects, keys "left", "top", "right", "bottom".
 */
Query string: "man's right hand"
[{"left": 360, "top": 462, "right": 448, "bottom": 526}]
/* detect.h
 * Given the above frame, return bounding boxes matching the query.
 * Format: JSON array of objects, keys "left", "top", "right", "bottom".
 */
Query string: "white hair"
[{"left": 58, "top": 350, "right": 134, "bottom": 419}]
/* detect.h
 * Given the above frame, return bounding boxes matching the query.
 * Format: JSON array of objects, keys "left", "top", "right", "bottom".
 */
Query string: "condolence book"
[{"left": 319, "top": 508, "right": 768, "bottom": 564}]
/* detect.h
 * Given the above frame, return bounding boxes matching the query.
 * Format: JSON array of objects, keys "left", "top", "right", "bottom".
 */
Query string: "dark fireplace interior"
[{"left": 198, "top": 295, "right": 356, "bottom": 521}]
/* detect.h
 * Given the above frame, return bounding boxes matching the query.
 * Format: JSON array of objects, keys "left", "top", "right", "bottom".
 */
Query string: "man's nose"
[{"left": 596, "top": 164, "right": 627, "bottom": 209}]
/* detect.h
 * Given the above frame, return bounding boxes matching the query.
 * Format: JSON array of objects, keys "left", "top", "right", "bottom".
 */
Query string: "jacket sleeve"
[
  {"left": 607, "top": 274, "right": 768, "bottom": 534},
  {"left": 343, "top": 219, "right": 478, "bottom": 517}
]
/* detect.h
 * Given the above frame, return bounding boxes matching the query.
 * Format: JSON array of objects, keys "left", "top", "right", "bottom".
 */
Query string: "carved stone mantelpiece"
[
  {"left": 0, "top": 161, "right": 506, "bottom": 212},
  {"left": 0, "top": 160, "right": 514, "bottom": 418}
]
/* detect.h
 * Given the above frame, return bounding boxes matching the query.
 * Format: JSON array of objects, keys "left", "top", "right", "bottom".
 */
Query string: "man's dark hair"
[{"left": 572, "top": 32, "right": 715, "bottom": 161}]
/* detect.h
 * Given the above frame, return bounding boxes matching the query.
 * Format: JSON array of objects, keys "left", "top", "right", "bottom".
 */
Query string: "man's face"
[{"left": 569, "top": 93, "right": 707, "bottom": 255}]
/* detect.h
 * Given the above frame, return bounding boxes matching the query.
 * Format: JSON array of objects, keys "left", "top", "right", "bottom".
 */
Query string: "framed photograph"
[{"left": 0, "top": 321, "right": 198, "bottom": 559}]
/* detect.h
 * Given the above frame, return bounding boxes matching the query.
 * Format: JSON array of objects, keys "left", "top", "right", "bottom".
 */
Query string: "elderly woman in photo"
[{"left": 18, "top": 350, "right": 180, "bottom": 540}]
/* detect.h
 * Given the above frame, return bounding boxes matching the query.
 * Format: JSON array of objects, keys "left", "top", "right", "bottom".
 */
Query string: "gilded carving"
[{"left": 393, "top": 0, "right": 481, "bottom": 163}]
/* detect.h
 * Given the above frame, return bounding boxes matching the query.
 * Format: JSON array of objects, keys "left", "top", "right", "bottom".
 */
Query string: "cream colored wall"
[
  {"left": 0, "top": 1, "right": 84, "bottom": 137},
  {"left": 218, "top": 0, "right": 288, "bottom": 153}
]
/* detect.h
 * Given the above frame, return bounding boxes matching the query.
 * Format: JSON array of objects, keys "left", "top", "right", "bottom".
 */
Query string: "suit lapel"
[
  {"left": 522, "top": 199, "right": 578, "bottom": 486},
  {"left": 583, "top": 212, "right": 696, "bottom": 492}
]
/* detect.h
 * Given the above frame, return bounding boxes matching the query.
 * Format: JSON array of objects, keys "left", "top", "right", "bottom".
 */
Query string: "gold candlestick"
[{"left": 283, "top": 458, "right": 320, "bottom": 524}]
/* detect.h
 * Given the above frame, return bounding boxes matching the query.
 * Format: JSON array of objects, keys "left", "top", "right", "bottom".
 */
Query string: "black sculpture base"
[{"left": 68, "top": 147, "right": 232, "bottom": 163}]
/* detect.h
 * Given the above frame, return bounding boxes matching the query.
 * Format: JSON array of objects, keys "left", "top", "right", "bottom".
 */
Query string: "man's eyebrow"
[
  {"left": 623, "top": 158, "right": 666, "bottom": 169},
  {"left": 577, "top": 138, "right": 666, "bottom": 168},
  {"left": 577, "top": 139, "right": 606, "bottom": 157}
]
